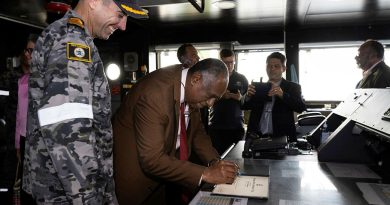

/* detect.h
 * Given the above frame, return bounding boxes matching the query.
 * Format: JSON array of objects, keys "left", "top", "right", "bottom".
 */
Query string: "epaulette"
[{"left": 67, "top": 17, "right": 84, "bottom": 29}]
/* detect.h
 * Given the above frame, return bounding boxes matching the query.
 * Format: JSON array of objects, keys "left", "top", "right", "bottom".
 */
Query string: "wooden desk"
[{"left": 192, "top": 141, "right": 380, "bottom": 205}]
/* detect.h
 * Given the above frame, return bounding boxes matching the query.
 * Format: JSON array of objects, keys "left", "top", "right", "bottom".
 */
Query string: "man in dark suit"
[
  {"left": 355, "top": 40, "right": 390, "bottom": 88},
  {"left": 242, "top": 52, "right": 306, "bottom": 142},
  {"left": 113, "top": 58, "right": 239, "bottom": 205},
  {"left": 177, "top": 43, "right": 200, "bottom": 69},
  {"left": 209, "top": 49, "right": 248, "bottom": 154}
]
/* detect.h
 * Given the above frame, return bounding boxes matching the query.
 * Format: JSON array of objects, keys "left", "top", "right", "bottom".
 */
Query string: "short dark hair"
[
  {"left": 364, "top": 40, "right": 384, "bottom": 59},
  {"left": 266, "top": 52, "right": 286, "bottom": 65},
  {"left": 177, "top": 43, "right": 194, "bottom": 63},
  {"left": 188, "top": 58, "right": 228, "bottom": 87},
  {"left": 24, "top": 33, "right": 39, "bottom": 46},
  {"left": 219, "top": 49, "right": 234, "bottom": 59},
  {"left": 20, "top": 33, "right": 38, "bottom": 55},
  {"left": 27, "top": 33, "right": 39, "bottom": 44}
]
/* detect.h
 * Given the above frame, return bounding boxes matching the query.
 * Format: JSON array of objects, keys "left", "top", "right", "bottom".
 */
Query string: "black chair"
[
  {"left": 296, "top": 112, "right": 326, "bottom": 140},
  {"left": 297, "top": 112, "right": 322, "bottom": 120}
]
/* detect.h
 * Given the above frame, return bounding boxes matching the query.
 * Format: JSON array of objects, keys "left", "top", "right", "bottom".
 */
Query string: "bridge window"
[
  {"left": 150, "top": 42, "right": 390, "bottom": 103},
  {"left": 299, "top": 46, "right": 361, "bottom": 101},
  {"left": 152, "top": 44, "right": 220, "bottom": 71},
  {"left": 299, "top": 41, "right": 390, "bottom": 101},
  {"left": 236, "top": 50, "right": 285, "bottom": 83}
]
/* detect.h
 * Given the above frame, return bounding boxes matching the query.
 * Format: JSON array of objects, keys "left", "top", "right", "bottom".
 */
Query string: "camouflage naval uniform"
[{"left": 24, "top": 10, "right": 117, "bottom": 204}]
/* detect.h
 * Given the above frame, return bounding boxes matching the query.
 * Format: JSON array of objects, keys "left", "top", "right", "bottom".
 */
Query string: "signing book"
[{"left": 212, "top": 175, "right": 269, "bottom": 199}]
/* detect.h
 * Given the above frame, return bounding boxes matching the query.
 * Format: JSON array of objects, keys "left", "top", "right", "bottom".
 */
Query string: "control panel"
[{"left": 382, "top": 107, "right": 390, "bottom": 122}]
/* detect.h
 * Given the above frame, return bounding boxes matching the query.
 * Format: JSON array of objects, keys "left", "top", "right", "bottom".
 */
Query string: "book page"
[{"left": 212, "top": 176, "right": 269, "bottom": 199}]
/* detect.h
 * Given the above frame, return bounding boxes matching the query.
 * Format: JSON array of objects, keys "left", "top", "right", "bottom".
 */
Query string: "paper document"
[
  {"left": 357, "top": 182, "right": 390, "bottom": 205},
  {"left": 326, "top": 163, "right": 381, "bottom": 179},
  {"left": 212, "top": 176, "right": 269, "bottom": 199}
]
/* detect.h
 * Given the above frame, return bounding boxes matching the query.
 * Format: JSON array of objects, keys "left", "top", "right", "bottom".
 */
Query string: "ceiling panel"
[
  {"left": 307, "top": 0, "right": 366, "bottom": 14},
  {"left": 144, "top": 0, "right": 286, "bottom": 29},
  {"left": 153, "top": 2, "right": 221, "bottom": 21},
  {"left": 304, "top": 0, "right": 390, "bottom": 26},
  {"left": 378, "top": 0, "right": 390, "bottom": 8},
  {"left": 305, "top": 12, "right": 368, "bottom": 25},
  {"left": 236, "top": 0, "right": 285, "bottom": 20},
  {"left": 1, "top": 0, "right": 390, "bottom": 31}
]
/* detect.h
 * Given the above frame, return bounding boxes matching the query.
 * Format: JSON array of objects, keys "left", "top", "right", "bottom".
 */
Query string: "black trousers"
[{"left": 209, "top": 128, "right": 245, "bottom": 155}]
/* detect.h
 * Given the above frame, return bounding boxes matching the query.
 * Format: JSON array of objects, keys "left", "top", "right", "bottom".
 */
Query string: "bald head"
[
  {"left": 360, "top": 40, "right": 384, "bottom": 59},
  {"left": 188, "top": 58, "right": 228, "bottom": 86},
  {"left": 185, "top": 58, "right": 229, "bottom": 108},
  {"left": 177, "top": 43, "right": 200, "bottom": 68},
  {"left": 356, "top": 40, "right": 384, "bottom": 70}
]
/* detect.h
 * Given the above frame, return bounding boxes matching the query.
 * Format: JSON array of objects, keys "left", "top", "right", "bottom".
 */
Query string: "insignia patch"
[
  {"left": 67, "top": 17, "right": 84, "bottom": 29},
  {"left": 67, "top": 43, "right": 91, "bottom": 62}
]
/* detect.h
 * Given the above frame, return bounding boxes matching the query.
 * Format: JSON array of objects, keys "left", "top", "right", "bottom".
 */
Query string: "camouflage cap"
[{"left": 113, "top": 0, "right": 148, "bottom": 19}]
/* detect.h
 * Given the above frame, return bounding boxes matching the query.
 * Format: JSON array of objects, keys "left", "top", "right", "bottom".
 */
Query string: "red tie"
[
  {"left": 180, "top": 103, "right": 188, "bottom": 161},
  {"left": 180, "top": 103, "right": 191, "bottom": 204}
]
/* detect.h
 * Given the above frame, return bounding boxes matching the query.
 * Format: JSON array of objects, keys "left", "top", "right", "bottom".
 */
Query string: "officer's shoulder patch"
[
  {"left": 67, "top": 17, "right": 84, "bottom": 29},
  {"left": 67, "top": 42, "right": 91, "bottom": 63}
]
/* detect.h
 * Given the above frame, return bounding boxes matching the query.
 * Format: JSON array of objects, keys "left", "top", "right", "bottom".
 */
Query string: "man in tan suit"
[{"left": 113, "top": 58, "right": 239, "bottom": 205}]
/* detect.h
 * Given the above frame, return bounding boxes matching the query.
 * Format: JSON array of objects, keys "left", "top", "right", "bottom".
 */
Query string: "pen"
[
  {"left": 219, "top": 143, "right": 241, "bottom": 176},
  {"left": 220, "top": 143, "right": 235, "bottom": 160}
]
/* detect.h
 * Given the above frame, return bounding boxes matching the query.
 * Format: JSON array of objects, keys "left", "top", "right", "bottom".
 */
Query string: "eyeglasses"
[
  {"left": 224, "top": 61, "right": 235, "bottom": 65},
  {"left": 24, "top": 48, "right": 33, "bottom": 54}
]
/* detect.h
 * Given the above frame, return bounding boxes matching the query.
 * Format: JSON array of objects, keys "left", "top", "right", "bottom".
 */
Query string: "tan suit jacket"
[{"left": 113, "top": 65, "right": 219, "bottom": 205}]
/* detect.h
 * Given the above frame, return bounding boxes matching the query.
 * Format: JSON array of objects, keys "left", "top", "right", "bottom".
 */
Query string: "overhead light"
[
  {"left": 106, "top": 63, "right": 121, "bottom": 81},
  {"left": 213, "top": 0, "right": 236, "bottom": 10}
]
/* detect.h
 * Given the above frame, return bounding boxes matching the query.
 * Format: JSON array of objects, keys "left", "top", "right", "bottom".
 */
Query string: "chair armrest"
[
  {"left": 298, "top": 115, "right": 325, "bottom": 126},
  {"left": 297, "top": 112, "right": 322, "bottom": 120}
]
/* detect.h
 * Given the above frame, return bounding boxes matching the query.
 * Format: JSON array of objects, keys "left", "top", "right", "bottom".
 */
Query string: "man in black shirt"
[{"left": 209, "top": 49, "right": 248, "bottom": 154}]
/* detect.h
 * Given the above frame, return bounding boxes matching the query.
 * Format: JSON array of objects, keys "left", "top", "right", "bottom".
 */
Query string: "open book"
[{"left": 212, "top": 175, "right": 269, "bottom": 199}]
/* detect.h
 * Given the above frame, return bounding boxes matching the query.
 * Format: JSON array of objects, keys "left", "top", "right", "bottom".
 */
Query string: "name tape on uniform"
[{"left": 0, "top": 90, "right": 9, "bottom": 96}]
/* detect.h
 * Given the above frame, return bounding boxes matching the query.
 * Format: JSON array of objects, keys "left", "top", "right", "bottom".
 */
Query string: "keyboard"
[{"left": 197, "top": 196, "right": 235, "bottom": 205}]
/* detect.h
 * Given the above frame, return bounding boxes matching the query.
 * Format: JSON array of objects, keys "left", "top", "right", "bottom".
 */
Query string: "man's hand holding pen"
[{"left": 202, "top": 160, "right": 240, "bottom": 184}]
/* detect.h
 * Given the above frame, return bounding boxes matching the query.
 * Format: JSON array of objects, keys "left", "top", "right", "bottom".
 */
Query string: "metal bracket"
[{"left": 188, "top": 0, "right": 204, "bottom": 13}]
